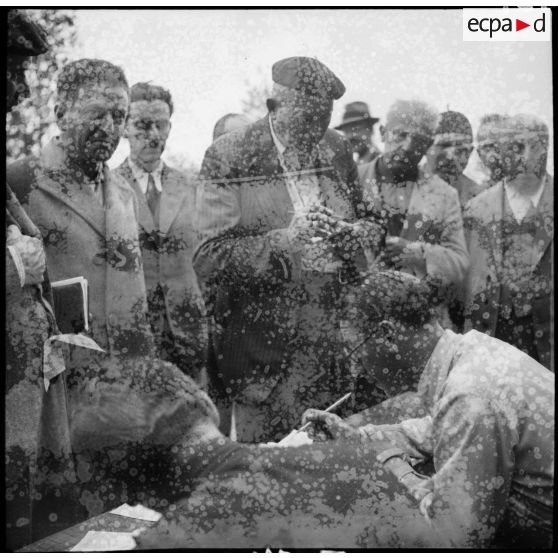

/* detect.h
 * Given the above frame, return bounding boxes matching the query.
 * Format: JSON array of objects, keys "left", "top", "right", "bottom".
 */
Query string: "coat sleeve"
[
  {"left": 6, "top": 248, "right": 23, "bottom": 296},
  {"left": 422, "top": 391, "right": 515, "bottom": 547},
  {"left": 422, "top": 187, "right": 469, "bottom": 286},
  {"left": 193, "top": 143, "right": 301, "bottom": 287}
]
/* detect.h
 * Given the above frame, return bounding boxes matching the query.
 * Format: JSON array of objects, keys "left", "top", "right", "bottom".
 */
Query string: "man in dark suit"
[
  {"left": 463, "top": 113, "right": 553, "bottom": 370},
  {"left": 5, "top": 9, "right": 76, "bottom": 549},
  {"left": 115, "top": 82, "right": 208, "bottom": 383},
  {"left": 194, "top": 57, "right": 384, "bottom": 442}
]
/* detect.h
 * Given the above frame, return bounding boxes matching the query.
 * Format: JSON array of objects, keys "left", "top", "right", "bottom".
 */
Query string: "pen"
[{"left": 297, "top": 391, "right": 353, "bottom": 432}]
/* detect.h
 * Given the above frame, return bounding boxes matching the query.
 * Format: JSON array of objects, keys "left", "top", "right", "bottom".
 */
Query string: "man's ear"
[
  {"left": 379, "top": 124, "right": 386, "bottom": 142},
  {"left": 266, "top": 98, "right": 278, "bottom": 113}
]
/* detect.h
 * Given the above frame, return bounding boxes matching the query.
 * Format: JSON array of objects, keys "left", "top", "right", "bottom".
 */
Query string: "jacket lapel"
[
  {"left": 159, "top": 164, "right": 190, "bottom": 235},
  {"left": 118, "top": 159, "right": 155, "bottom": 231},
  {"left": 532, "top": 173, "right": 554, "bottom": 268},
  {"left": 485, "top": 182, "right": 505, "bottom": 279},
  {"left": 39, "top": 138, "right": 105, "bottom": 237},
  {"left": 246, "top": 118, "right": 293, "bottom": 227}
]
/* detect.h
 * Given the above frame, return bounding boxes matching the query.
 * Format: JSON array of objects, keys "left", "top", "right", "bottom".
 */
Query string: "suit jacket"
[
  {"left": 7, "top": 139, "right": 155, "bottom": 363},
  {"left": 462, "top": 176, "right": 554, "bottom": 370},
  {"left": 359, "top": 159, "right": 469, "bottom": 287},
  {"left": 194, "top": 116, "right": 376, "bottom": 441},
  {"left": 453, "top": 173, "right": 486, "bottom": 211},
  {"left": 5, "top": 185, "right": 74, "bottom": 549},
  {"left": 115, "top": 159, "right": 208, "bottom": 380}
]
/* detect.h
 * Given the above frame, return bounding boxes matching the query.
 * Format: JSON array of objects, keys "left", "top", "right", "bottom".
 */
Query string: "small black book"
[{"left": 51, "top": 276, "right": 89, "bottom": 334}]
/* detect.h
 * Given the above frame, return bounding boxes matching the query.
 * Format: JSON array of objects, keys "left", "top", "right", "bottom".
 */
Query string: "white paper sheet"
[
  {"left": 110, "top": 503, "right": 162, "bottom": 522},
  {"left": 70, "top": 529, "right": 141, "bottom": 552}
]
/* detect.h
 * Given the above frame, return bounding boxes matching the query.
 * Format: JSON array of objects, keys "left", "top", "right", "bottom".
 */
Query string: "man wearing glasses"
[{"left": 116, "top": 82, "right": 208, "bottom": 384}]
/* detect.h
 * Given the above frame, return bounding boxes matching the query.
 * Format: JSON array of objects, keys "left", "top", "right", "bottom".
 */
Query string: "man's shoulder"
[
  {"left": 6, "top": 155, "right": 42, "bottom": 203},
  {"left": 451, "top": 329, "right": 547, "bottom": 386},
  {"left": 463, "top": 181, "right": 503, "bottom": 216},
  {"left": 209, "top": 117, "right": 269, "bottom": 157},
  {"left": 107, "top": 166, "right": 138, "bottom": 201}
]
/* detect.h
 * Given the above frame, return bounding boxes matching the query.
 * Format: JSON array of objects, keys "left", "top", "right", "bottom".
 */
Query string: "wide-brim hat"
[{"left": 335, "top": 101, "right": 379, "bottom": 130}]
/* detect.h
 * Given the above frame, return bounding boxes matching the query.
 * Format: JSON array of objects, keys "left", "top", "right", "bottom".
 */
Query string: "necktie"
[{"left": 146, "top": 173, "right": 159, "bottom": 220}]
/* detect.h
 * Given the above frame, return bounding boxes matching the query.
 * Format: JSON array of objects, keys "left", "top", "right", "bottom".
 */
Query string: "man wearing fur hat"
[{"left": 195, "top": 56, "right": 384, "bottom": 442}]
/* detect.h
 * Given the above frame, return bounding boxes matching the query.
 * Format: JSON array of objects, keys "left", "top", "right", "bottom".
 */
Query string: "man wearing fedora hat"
[
  {"left": 195, "top": 56, "right": 384, "bottom": 442},
  {"left": 335, "top": 101, "right": 381, "bottom": 166}
]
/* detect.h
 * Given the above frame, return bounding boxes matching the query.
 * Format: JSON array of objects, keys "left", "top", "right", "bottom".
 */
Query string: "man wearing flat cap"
[
  {"left": 5, "top": 9, "right": 78, "bottom": 549},
  {"left": 335, "top": 101, "right": 381, "bottom": 166},
  {"left": 195, "top": 56, "right": 383, "bottom": 442}
]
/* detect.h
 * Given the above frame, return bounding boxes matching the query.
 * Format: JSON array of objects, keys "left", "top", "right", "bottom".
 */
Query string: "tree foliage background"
[
  {"left": 240, "top": 67, "right": 271, "bottom": 122},
  {"left": 6, "top": 9, "right": 78, "bottom": 164}
]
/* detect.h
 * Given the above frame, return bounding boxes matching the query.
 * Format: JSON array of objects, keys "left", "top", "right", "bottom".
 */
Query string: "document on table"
[
  {"left": 70, "top": 530, "right": 141, "bottom": 552},
  {"left": 110, "top": 503, "right": 162, "bottom": 522}
]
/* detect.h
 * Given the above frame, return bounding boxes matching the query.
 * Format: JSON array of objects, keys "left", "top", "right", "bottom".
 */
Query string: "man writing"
[{"left": 303, "top": 270, "right": 554, "bottom": 549}]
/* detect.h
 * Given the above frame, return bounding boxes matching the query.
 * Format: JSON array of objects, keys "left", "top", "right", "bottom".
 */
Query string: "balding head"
[{"left": 380, "top": 100, "right": 439, "bottom": 183}]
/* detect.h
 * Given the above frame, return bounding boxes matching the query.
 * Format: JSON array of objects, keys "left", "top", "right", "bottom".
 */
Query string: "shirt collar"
[
  {"left": 504, "top": 175, "right": 546, "bottom": 208},
  {"left": 269, "top": 114, "right": 287, "bottom": 155},
  {"left": 128, "top": 158, "right": 164, "bottom": 193}
]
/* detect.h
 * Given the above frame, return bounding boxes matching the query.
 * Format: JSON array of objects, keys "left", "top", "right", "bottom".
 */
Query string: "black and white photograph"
[{"left": 3, "top": 4, "right": 554, "bottom": 551}]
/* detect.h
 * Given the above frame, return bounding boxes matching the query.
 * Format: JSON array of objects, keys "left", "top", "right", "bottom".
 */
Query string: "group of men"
[{"left": 5, "top": 9, "right": 554, "bottom": 551}]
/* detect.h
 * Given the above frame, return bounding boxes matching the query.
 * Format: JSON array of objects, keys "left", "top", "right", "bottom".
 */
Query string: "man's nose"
[
  {"left": 99, "top": 113, "right": 115, "bottom": 134},
  {"left": 444, "top": 146, "right": 456, "bottom": 159},
  {"left": 147, "top": 124, "right": 161, "bottom": 140}
]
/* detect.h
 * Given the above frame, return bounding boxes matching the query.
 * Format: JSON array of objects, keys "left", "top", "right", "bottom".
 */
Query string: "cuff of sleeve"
[{"left": 8, "top": 245, "right": 26, "bottom": 287}]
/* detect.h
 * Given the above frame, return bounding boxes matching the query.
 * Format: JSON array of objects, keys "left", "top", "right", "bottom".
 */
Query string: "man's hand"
[
  {"left": 300, "top": 409, "right": 362, "bottom": 442},
  {"left": 383, "top": 236, "right": 425, "bottom": 269},
  {"left": 7, "top": 225, "right": 46, "bottom": 286},
  {"left": 287, "top": 206, "right": 332, "bottom": 250}
]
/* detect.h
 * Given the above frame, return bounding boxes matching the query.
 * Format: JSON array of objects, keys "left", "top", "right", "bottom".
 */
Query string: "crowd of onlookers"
[{"left": 5, "top": 9, "right": 553, "bottom": 551}]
